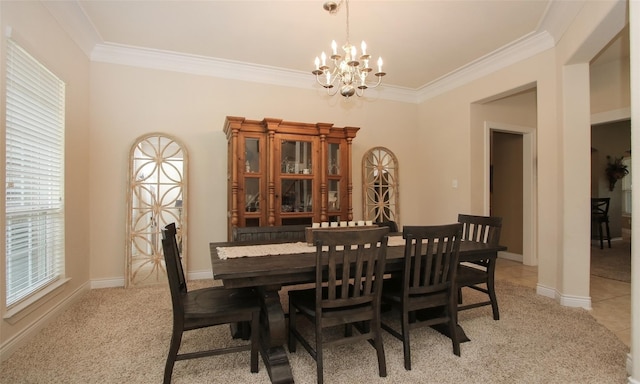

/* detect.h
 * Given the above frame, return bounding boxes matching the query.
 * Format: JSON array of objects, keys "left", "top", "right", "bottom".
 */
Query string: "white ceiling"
[{"left": 44, "top": 1, "right": 628, "bottom": 96}]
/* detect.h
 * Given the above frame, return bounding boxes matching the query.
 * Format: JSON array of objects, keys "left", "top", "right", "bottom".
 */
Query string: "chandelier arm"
[
  {"left": 363, "top": 74, "right": 383, "bottom": 89},
  {"left": 326, "top": 86, "right": 340, "bottom": 97},
  {"left": 314, "top": 75, "right": 331, "bottom": 88},
  {"left": 313, "top": 0, "right": 385, "bottom": 99}
]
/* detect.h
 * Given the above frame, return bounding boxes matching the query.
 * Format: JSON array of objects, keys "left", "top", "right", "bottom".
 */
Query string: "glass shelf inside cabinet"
[
  {"left": 281, "top": 179, "right": 313, "bottom": 213},
  {"left": 245, "top": 137, "right": 260, "bottom": 173},
  {"left": 281, "top": 140, "right": 312, "bottom": 174},
  {"left": 328, "top": 143, "right": 340, "bottom": 175}
]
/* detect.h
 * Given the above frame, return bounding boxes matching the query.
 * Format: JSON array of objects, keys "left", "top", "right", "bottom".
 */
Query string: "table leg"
[{"left": 256, "top": 286, "right": 294, "bottom": 384}]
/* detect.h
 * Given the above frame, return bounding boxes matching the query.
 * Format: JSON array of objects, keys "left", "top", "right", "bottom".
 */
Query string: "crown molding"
[
  {"left": 91, "top": 43, "right": 419, "bottom": 103},
  {"left": 537, "top": 0, "right": 585, "bottom": 42},
  {"left": 415, "top": 30, "right": 556, "bottom": 103},
  {"left": 46, "top": 0, "right": 580, "bottom": 105},
  {"left": 90, "top": 35, "right": 555, "bottom": 105},
  {"left": 87, "top": 31, "right": 557, "bottom": 106},
  {"left": 42, "top": 0, "right": 101, "bottom": 58}
]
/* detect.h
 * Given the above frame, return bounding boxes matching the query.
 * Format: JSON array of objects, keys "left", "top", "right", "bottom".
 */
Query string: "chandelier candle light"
[{"left": 312, "top": 0, "right": 386, "bottom": 98}]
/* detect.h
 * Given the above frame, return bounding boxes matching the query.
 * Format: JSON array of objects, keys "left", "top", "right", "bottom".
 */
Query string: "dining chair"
[
  {"left": 380, "top": 223, "right": 463, "bottom": 370},
  {"left": 591, "top": 197, "right": 611, "bottom": 249},
  {"left": 376, "top": 220, "right": 399, "bottom": 233},
  {"left": 456, "top": 214, "right": 502, "bottom": 320},
  {"left": 288, "top": 227, "right": 390, "bottom": 384},
  {"left": 232, "top": 224, "right": 308, "bottom": 242},
  {"left": 160, "top": 223, "right": 261, "bottom": 384}
]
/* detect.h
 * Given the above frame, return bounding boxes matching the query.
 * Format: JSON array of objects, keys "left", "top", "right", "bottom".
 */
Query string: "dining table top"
[{"left": 209, "top": 236, "right": 506, "bottom": 289}]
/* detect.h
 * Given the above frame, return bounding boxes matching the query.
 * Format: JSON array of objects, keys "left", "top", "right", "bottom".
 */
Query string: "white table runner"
[{"left": 217, "top": 235, "right": 407, "bottom": 260}]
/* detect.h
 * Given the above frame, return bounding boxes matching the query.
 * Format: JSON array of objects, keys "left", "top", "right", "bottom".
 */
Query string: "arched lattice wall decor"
[
  {"left": 362, "top": 147, "right": 399, "bottom": 225},
  {"left": 125, "top": 133, "right": 188, "bottom": 288}
]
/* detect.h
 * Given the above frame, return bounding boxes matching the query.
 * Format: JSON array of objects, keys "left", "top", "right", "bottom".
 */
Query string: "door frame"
[{"left": 484, "top": 121, "right": 537, "bottom": 266}]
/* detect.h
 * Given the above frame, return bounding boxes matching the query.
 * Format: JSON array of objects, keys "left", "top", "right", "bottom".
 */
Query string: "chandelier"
[{"left": 312, "top": 0, "right": 386, "bottom": 98}]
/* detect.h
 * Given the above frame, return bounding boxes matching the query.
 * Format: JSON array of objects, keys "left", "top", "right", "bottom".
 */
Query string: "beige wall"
[
  {"left": 1, "top": 1, "right": 91, "bottom": 350},
  {"left": 591, "top": 40, "right": 631, "bottom": 115},
  {"left": 472, "top": 88, "right": 537, "bottom": 211},
  {"left": 0, "top": 0, "right": 631, "bottom": 363},
  {"left": 553, "top": 0, "right": 626, "bottom": 299},
  {"left": 88, "top": 63, "right": 419, "bottom": 280},
  {"left": 417, "top": 48, "right": 559, "bottom": 287}
]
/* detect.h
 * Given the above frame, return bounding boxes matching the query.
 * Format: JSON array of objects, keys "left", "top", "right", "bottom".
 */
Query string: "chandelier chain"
[{"left": 345, "top": 0, "right": 350, "bottom": 44}]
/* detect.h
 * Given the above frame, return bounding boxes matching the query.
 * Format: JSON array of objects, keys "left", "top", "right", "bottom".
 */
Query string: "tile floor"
[{"left": 495, "top": 256, "right": 631, "bottom": 348}]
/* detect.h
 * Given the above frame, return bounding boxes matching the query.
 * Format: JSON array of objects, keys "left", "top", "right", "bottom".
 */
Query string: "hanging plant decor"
[{"left": 605, "top": 155, "right": 629, "bottom": 191}]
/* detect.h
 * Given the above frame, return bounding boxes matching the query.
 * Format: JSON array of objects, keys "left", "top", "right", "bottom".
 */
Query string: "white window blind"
[{"left": 5, "top": 39, "right": 65, "bottom": 307}]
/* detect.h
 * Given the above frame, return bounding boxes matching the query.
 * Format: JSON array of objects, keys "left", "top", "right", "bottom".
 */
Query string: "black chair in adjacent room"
[
  {"left": 161, "top": 223, "right": 261, "bottom": 384},
  {"left": 380, "top": 223, "right": 463, "bottom": 370},
  {"left": 591, "top": 197, "right": 611, "bottom": 249},
  {"left": 456, "top": 214, "right": 503, "bottom": 320},
  {"left": 288, "top": 227, "right": 390, "bottom": 384}
]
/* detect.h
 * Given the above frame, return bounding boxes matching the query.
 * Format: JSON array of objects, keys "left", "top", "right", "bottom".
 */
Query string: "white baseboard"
[
  {"left": 627, "top": 353, "right": 635, "bottom": 381},
  {"left": 535, "top": 283, "right": 591, "bottom": 309},
  {"left": 0, "top": 281, "right": 90, "bottom": 362},
  {"left": 90, "top": 277, "right": 125, "bottom": 289},
  {"left": 188, "top": 270, "right": 213, "bottom": 281},
  {"left": 558, "top": 292, "right": 591, "bottom": 309},
  {"left": 89, "top": 269, "right": 213, "bottom": 289},
  {"left": 498, "top": 251, "right": 522, "bottom": 262}
]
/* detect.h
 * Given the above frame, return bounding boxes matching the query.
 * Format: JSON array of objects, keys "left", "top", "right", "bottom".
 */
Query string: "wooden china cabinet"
[{"left": 224, "top": 116, "right": 359, "bottom": 240}]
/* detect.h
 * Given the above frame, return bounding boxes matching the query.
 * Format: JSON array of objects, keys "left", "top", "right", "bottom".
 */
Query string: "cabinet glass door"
[
  {"left": 245, "top": 178, "right": 260, "bottom": 213},
  {"left": 328, "top": 180, "right": 340, "bottom": 211},
  {"left": 281, "top": 179, "right": 313, "bottom": 213},
  {"left": 242, "top": 136, "right": 263, "bottom": 226},
  {"left": 245, "top": 137, "right": 260, "bottom": 173},
  {"left": 281, "top": 140, "right": 312, "bottom": 174},
  {"left": 328, "top": 143, "right": 340, "bottom": 175}
]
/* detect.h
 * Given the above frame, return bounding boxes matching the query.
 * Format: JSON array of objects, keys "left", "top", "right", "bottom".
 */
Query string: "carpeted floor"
[
  {"left": 591, "top": 240, "right": 631, "bottom": 282},
  {"left": 0, "top": 279, "right": 629, "bottom": 383}
]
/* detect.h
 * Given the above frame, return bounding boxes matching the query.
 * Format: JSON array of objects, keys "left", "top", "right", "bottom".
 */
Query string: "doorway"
[{"left": 484, "top": 121, "right": 536, "bottom": 266}]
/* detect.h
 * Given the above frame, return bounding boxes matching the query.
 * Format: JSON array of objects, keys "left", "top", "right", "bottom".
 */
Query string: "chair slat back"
[
  {"left": 402, "top": 224, "right": 463, "bottom": 296},
  {"left": 232, "top": 225, "right": 307, "bottom": 242},
  {"left": 591, "top": 198, "right": 610, "bottom": 216},
  {"left": 162, "top": 223, "right": 187, "bottom": 304},
  {"left": 313, "top": 227, "right": 390, "bottom": 310},
  {"left": 376, "top": 221, "right": 399, "bottom": 233},
  {"left": 457, "top": 214, "right": 502, "bottom": 246}
]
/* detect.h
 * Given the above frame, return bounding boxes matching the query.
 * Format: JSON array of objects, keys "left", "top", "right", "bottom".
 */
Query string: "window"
[{"left": 5, "top": 39, "right": 65, "bottom": 307}]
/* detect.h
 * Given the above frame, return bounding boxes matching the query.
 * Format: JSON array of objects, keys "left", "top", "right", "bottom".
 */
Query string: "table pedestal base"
[
  {"left": 260, "top": 346, "right": 293, "bottom": 384},
  {"left": 258, "top": 286, "right": 294, "bottom": 383}
]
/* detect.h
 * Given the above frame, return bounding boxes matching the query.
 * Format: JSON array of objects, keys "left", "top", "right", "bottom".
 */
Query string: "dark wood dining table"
[{"left": 209, "top": 237, "right": 506, "bottom": 384}]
